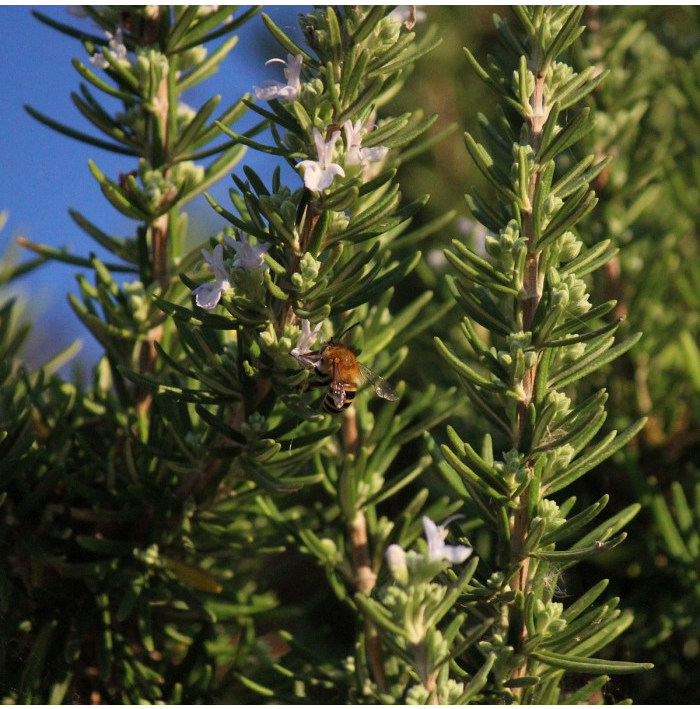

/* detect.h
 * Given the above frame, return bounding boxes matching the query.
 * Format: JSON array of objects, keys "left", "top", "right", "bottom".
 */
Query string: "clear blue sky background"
[{"left": 0, "top": 5, "right": 300, "bottom": 373}]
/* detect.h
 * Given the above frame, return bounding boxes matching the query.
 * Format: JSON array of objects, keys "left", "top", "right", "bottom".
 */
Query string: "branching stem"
[
  {"left": 275, "top": 193, "right": 322, "bottom": 335},
  {"left": 136, "top": 8, "right": 171, "bottom": 415},
  {"left": 511, "top": 59, "right": 549, "bottom": 689},
  {"left": 343, "top": 407, "right": 387, "bottom": 692}
]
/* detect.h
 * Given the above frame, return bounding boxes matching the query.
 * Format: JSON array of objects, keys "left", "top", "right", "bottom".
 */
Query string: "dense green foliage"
[{"left": 1, "top": 5, "right": 699, "bottom": 704}]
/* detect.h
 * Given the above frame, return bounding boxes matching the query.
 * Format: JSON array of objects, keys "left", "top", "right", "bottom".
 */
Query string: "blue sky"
[{"left": 0, "top": 5, "right": 300, "bottom": 373}]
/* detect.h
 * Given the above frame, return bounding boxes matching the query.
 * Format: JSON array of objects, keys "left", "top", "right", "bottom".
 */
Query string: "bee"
[{"left": 297, "top": 324, "right": 399, "bottom": 414}]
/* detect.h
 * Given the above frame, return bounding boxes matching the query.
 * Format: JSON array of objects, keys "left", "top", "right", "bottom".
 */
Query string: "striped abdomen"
[{"left": 322, "top": 380, "right": 357, "bottom": 413}]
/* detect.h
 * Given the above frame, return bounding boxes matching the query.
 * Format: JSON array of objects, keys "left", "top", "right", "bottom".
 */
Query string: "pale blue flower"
[
  {"left": 90, "top": 27, "right": 129, "bottom": 69},
  {"left": 254, "top": 53, "right": 303, "bottom": 102},
  {"left": 297, "top": 129, "right": 345, "bottom": 192},
  {"left": 192, "top": 244, "right": 231, "bottom": 310},
  {"left": 423, "top": 516, "right": 472, "bottom": 564},
  {"left": 291, "top": 319, "right": 323, "bottom": 364},
  {"left": 192, "top": 235, "right": 270, "bottom": 309},
  {"left": 343, "top": 119, "right": 389, "bottom": 168},
  {"left": 224, "top": 233, "right": 270, "bottom": 271}
]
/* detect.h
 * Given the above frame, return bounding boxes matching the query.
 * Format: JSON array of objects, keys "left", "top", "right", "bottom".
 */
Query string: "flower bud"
[{"left": 385, "top": 544, "right": 409, "bottom": 585}]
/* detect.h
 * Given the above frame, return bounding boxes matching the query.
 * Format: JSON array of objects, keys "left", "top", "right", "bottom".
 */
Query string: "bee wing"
[
  {"left": 331, "top": 381, "right": 347, "bottom": 409},
  {"left": 359, "top": 363, "right": 399, "bottom": 401}
]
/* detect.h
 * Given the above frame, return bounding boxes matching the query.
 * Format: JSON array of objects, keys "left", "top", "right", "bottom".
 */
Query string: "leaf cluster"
[
  {"left": 1, "top": 5, "right": 673, "bottom": 704},
  {"left": 567, "top": 8, "right": 700, "bottom": 703},
  {"left": 431, "top": 6, "right": 650, "bottom": 702}
]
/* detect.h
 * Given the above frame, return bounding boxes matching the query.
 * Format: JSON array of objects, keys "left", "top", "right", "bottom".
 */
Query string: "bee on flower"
[{"left": 292, "top": 321, "right": 398, "bottom": 414}]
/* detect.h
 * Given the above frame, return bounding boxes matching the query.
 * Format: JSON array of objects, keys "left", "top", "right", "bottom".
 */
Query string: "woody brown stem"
[
  {"left": 349, "top": 511, "right": 376, "bottom": 594},
  {"left": 343, "top": 407, "right": 387, "bottom": 691},
  {"left": 350, "top": 509, "right": 386, "bottom": 691},
  {"left": 276, "top": 194, "right": 322, "bottom": 336},
  {"left": 510, "top": 60, "right": 548, "bottom": 691},
  {"left": 342, "top": 407, "right": 360, "bottom": 456},
  {"left": 135, "top": 9, "right": 171, "bottom": 415}
]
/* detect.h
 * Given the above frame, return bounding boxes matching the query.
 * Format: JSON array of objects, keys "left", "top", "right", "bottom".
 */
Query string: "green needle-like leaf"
[
  {"left": 24, "top": 104, "right": 137, "bottom": 155},
  {"left": 532, "top": 650, "right": 652, "bottom": 675}
]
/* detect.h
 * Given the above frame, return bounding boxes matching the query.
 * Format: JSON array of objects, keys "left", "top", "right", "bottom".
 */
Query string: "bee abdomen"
[{"left": 322, "top": 387, "right": 356, "bottom": 414}]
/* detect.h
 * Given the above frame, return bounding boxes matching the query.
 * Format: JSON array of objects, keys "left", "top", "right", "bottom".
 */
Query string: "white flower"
[
  {"left": 253, "top": 53, "right": 303, "bottom": 102},
  {"left": 422, "top": 516, "right": 472, "bottom": 565},
  {"left": 224, "top": 233, "right": 270, "bottom": 271},
  {"left": 297, "top": 129, "right": 346, "bottom": 192},
  {"left": 343, "top": 119, "right": 389, "bottom": 168},
  {"left": 291, "top": 319, "right": 323, "bottom": 364},
  {"left": 192, "top": 244, "right": 231, "bottom": 310},
  {"left": 90, "top": 27, "right": 128, "bottom": 69},
  {"left": 192, "top": 234, "right": 270, "bottom": 308}
]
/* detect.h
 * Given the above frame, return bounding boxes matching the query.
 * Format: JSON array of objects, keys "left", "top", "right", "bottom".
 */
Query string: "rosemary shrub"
[{"left": 0, "top": 6, "right": 663, "bottom": 704}]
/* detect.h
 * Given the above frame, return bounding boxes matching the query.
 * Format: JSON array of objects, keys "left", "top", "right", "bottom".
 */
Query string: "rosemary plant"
[
  {"left": 576, "top": 7, "right": 700, "bottom": 703},
  {"left": 3, "top": 6, "right": 268, "bottom": 703},
  {"left": 151, "top": 6, "right": 463, "bottom": 701},
  {"left": 1, "top": 5, "right": 455, "bottom": 703},
  {"left": 0, "top": 5, "right": 667, "bottom": 705},
  {"left": 428, "top": 6, "right": 652, "bottom": 703}
]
